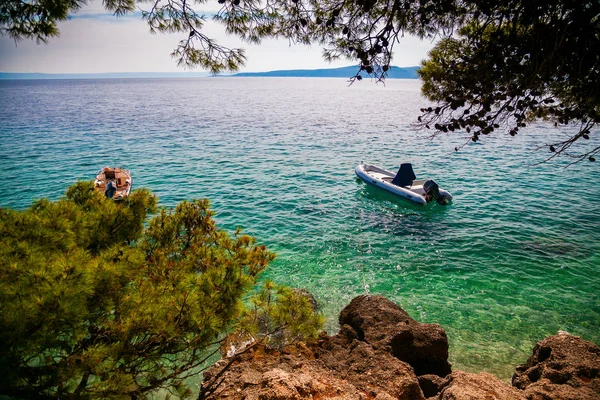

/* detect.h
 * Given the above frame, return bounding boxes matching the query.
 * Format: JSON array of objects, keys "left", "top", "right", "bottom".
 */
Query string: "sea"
[{"left": 1, "top": 77, "right": 599, "bottom": 380}]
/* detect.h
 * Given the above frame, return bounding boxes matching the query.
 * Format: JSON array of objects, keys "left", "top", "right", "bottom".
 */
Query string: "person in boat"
[{"left": 105, "top": 180, "right": 116, "bottom": 198}]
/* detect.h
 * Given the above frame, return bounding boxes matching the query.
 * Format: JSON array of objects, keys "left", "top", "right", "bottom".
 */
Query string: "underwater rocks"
[{"left": 201, "top": 295, "right": 600, "bottom": 400}]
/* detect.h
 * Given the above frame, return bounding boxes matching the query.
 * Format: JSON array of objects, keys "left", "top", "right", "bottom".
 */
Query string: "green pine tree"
[{"left": 0, "top": 181, "right": 322, "bottom": 398}]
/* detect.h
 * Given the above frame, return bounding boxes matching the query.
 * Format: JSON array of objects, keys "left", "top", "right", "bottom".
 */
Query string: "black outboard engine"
[{"left": 423, "top": 180, "right": 451, "bottom": 205}]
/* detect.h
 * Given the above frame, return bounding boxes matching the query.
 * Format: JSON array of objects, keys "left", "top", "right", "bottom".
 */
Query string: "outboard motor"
[{"left": 423, "top": 180, "right": 451, "bottom": 205}]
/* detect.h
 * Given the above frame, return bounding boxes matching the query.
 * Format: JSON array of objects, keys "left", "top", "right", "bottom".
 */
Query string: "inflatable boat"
[
  {"left": 355, "top": 162, "right": 452, "bottom": 205},
  {"left": 94, "top": 167, "right": 132, "bottom": 200}
]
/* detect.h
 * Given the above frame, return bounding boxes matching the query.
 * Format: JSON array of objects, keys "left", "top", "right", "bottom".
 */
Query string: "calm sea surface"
[{"left": 1, "top": 77, "right": 599, "bottom": 379}]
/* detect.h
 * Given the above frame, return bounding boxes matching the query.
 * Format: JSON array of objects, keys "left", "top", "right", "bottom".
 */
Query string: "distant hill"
[
  {"left": 0, "top": 67, "right": 419, "bottom": 80},
  {"left": 233, "top": 65, "right": 420, "bottom": 79},
  {"left": 0, "top": 72, "right": 210, "bottom": 80}
]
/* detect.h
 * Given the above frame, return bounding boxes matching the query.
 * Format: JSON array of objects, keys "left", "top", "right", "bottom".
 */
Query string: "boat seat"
[{"left": 391, "top": 163, "right": 416, "bottom": 187}]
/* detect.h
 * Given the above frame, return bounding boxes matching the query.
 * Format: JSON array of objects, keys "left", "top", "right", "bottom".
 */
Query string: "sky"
[{"left": 0, "top": 1, "right": 435, "bottom": 74}]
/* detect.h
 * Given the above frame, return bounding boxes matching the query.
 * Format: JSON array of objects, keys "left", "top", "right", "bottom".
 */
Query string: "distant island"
[
  {"left": 0, "top": 66, "right": 419, "bottom": 80},
  {"left": 232, "top": 65, "right": 420, "bottom": 79}
]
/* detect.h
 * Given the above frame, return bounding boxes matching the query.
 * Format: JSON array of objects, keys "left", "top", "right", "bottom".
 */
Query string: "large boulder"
[
  {"left": 314, "top": 327, "right": 426, "bottom": 399},
  {"left": 201, "top": 325, "right": 426, "bottom": 400},
  {"left": 437, "top": 371, "right": 525, "bottom": 400},
  {"left": 339, "top": 295, "right": 452, "bottom": 377},
  {"left": 512, "top": 331, "right": 600, "bottom": 400}
]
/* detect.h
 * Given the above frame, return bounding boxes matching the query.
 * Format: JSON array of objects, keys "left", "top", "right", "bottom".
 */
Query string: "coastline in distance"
[
  {"left": 0, "top": 66, "right": 418, "bottom": 80},
  {"left": 232, "top": 65, "right": 419, "bottom": 79}
]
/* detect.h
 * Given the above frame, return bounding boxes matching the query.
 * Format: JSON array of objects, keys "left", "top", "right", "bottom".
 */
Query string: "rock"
[
  {"left": 339, "top": 295, "right": 452, "bottom": 376},
  {"left": 201, "top": 326, "right": 426, "bottom": 399},
  {"left": 240, "top": 368, "right": 261, "bottom": 386},
  {"left": 201, "top": 340, "right": 424, "bottom": 399},
  {"left": 293, "top": 288, "right": 319, "bottom": 311},
  {"left": 314, "top": 334, "right": 425, "bottom": 400},
  {"left": 438, "top": 371, "right": 525, "bottom": 400},
  {"left": 200, "top": 295, "right": 600, "bottom": 400},
  {"left": 257, "top": 368, "right": 306, "bottom": 399},
  {"left": 512, "top": 332, "right": 600, "bottom": 399},
  {"left": 418, "top": 374, "right": 446, "bottom": 398}
]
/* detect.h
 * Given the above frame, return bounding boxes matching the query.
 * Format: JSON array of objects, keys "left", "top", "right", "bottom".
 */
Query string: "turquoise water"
[{"left": 1, "top": 77, "right": 599, "bottom": 379}]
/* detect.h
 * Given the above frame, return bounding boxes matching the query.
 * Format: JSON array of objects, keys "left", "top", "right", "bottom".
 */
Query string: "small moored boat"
[
  {"left": 355, "top": 162, "right": 452, "bottom": 205},
  {"left": 94, "top": 167, "right": 132, "bottom": 200}
]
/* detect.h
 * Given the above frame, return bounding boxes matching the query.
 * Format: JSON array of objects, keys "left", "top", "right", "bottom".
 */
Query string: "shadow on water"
[
  {"left": 354, "top": 180, "right": 452, "bottom": 237},
  {"left": 356, "top": 179, "right": 452, "bottom": 213}
]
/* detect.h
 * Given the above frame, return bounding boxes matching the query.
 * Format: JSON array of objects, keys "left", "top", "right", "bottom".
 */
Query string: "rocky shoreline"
[{"left": 201, "top": 295, "right": 600, "bottom": 399}]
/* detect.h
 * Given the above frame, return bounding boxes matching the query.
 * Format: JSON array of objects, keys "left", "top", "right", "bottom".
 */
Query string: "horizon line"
[{"left": 0, "top": 65, "right": 420, "bottom": 76}]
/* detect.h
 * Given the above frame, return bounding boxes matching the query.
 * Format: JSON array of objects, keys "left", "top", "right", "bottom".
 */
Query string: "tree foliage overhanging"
[
  {"left": 1, "top": 0, "right": 598, "bottom": 159},
  {"left": 0, "top": 182, "right": 323, "bottom": 398}
]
